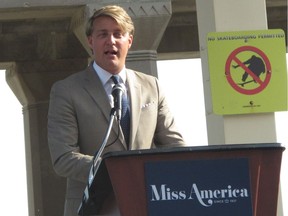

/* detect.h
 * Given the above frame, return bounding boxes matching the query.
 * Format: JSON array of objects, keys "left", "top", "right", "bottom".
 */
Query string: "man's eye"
[
  {"left": 114, "top": 32, "right": 123, "bottom": 38},
  {"left": 97, "top": 32, "right": 108, "bottom": 38}
]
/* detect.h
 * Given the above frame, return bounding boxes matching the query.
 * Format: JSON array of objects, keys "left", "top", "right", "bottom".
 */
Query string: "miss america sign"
[{"left": 145, "top": 159, "right": 253, "bottom": 216}]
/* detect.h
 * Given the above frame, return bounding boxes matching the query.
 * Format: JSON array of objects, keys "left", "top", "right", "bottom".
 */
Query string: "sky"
[
  {"left": 0, "top": 71, "right": 27, "bottom": 214},
  {"left": 0, "top": 58, "right": 287, "bottom": 215}
]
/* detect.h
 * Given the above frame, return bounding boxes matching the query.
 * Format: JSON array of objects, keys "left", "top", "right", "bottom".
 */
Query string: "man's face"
[{"left": 88, "top": 16, "right": 133, "bottom": 74}]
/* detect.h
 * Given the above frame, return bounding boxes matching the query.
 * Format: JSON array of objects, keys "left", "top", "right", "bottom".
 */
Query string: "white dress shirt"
[{"left": 92, "top": 61, "right": 129, "bottom": 108}]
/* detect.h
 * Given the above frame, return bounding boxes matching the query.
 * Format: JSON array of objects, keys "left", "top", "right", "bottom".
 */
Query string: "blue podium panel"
[{"left": 145, "top": 158, "right": 252, "bottom": 216}]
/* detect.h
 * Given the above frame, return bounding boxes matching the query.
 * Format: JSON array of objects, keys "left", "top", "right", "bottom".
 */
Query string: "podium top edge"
[{"left": 103, "top": 143, "right": 285, "bottom": 159}]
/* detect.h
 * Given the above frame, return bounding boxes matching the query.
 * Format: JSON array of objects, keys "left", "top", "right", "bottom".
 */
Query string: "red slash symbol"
[{"left": 225, "top": 46, "right": 271, "bottom": 95}]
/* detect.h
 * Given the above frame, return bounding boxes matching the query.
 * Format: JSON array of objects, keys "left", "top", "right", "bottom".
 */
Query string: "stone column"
[
  {"left": 126, "top": 50, "right": 158, "bottom": 77},
  {"left": 6, "top": 59, "right": 88, "bottom": 216},
  {"left": 125, "top": 1, "right": 172, "bottom": 77},
  {"left": 196, "top": 0, "right": 277, "bottom": 145},
  {"left": 196, "top": 0, "right": 282, "bottom": 215}
]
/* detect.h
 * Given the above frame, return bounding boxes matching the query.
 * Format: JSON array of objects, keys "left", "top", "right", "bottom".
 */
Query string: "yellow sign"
[{"left": 207, "top": 29, "right": 287, "bottom": 115}]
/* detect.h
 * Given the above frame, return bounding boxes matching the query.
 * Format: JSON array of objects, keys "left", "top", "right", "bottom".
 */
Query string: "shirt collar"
[{"left": 93, "top": 61, "right": 127, "bottom": 85}]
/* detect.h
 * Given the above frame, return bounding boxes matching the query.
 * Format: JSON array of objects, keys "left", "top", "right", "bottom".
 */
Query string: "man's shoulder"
[
  {"left": 51, "top": 68, "right": 89, "bottom": 90},
  {"left": 127, "top": 69, "right": 157, "bottom": 81}
]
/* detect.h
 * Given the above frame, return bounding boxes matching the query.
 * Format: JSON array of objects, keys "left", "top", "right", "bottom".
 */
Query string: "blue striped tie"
[{"left": 111, "top": 75, "right": 130, "bottom": 146}]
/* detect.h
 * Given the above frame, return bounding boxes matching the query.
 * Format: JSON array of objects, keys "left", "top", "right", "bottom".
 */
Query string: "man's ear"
[
  {"left": 128, "top": 35, "right": 133, "bottom": 49},
  {"left": 87, "top": 36, "right": 93, "bottom": 48}
]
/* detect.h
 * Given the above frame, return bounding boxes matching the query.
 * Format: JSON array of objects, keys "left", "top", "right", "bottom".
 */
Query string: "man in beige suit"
[{"left": 48, "top": 5, "right": 185, "bottom": 216}]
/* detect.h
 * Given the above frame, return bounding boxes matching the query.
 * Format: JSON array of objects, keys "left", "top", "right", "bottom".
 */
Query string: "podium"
[{"left": 79, "top": 143, "right": 285, "bottom": 216}]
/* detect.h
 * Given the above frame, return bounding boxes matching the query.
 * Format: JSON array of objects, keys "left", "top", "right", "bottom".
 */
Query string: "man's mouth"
[{"left": 104, "top": 50, "right": 118, "bottom": 55}]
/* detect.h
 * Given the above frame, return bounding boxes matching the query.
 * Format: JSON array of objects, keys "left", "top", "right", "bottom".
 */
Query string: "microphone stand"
[
  {"left": 78, "top": 107, "right": 117, "bottom": 215},
  {"left": 89, "top": 108, "right": 117, "bottom": 184}
]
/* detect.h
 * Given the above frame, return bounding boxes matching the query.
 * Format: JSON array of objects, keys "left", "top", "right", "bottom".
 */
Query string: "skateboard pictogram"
[{"left": 225, "top": 46, "right": 271, "bottom": 95}]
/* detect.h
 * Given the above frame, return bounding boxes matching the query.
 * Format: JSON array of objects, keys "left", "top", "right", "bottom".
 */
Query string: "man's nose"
[{"left": 107, "top": 33, "right": 116, "bottom": 44}]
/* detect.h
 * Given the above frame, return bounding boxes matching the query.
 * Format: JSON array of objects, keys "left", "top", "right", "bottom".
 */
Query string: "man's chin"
[{"left": 104, "top": 63, "right": 122, "bottom": 74}]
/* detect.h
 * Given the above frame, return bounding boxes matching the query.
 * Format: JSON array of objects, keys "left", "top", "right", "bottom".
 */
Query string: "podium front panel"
[{"left": 145, "top": 158, "right": 252, "bottom": 216}]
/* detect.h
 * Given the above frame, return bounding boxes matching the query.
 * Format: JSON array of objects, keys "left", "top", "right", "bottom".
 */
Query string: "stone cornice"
[
  {"left": 122, "top": 2, "right": 172, "bottom": 17},
  {"left": 86, "top": 1, "right": 172, "bottom": 19}
]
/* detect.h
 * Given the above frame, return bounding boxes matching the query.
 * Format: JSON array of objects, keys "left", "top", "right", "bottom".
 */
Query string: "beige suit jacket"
[{"left": 47, "top": 63, "right": 185, "bottom": 216}]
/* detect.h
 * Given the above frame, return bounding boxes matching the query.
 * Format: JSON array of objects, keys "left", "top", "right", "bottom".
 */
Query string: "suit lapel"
[
  {"left": 127, "top": 69, "right": 142, "bottom": 149},
  {"left": 83, "top": 65, "right": 111, "bottom": 121}
]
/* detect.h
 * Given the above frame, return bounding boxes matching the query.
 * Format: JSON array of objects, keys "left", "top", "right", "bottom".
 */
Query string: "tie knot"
[{"left": 111, "top": 75, "right": 120, "bottom": 84}]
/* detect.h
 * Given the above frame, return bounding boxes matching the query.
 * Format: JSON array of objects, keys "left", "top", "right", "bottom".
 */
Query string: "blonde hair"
[{"left": 86, "top": 5, "right": 135, "bottom": 36}]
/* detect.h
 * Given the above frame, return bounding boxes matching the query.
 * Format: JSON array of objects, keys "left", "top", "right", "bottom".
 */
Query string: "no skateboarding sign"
[{"left": 207, "top": 29, "right": 287, "bottom": 115}]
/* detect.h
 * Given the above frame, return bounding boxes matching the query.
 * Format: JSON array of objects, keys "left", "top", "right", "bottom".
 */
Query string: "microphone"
[{"left": 112, "top": 83, "right": 125, "bottom": 121}]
